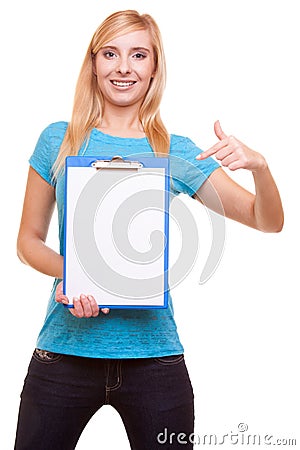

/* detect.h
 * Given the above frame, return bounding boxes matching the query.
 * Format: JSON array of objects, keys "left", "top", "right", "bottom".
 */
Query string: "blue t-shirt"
[{"left": 29, "top": 121, "right": 219, "bottom": 358}]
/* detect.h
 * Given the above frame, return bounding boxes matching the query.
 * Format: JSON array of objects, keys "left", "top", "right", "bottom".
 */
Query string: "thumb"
[
  {"left": 214, "top": 120, "right": 227, "bottom": 141},
  {"left": 56, "top": 280, "right": 63, "bottom": 295}
]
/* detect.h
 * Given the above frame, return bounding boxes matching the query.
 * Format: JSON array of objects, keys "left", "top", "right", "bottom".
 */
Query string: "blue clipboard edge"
[{"left": 63, "top": 155, "right": 170, "bottom": 309}]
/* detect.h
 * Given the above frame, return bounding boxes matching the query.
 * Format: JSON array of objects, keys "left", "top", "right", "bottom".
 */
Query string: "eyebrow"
[{"left": 101, "top": 45, "right": 151, "bottom": 53}]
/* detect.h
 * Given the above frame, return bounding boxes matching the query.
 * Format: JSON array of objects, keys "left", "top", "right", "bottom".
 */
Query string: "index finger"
[{"left": 196, "top": 140, "right": 227, "bottom": 160}]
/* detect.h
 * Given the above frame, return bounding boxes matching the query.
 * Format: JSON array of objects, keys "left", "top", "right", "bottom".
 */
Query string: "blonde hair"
[{"left": 53, "top": 10, "right": 169, "bottom": 179}]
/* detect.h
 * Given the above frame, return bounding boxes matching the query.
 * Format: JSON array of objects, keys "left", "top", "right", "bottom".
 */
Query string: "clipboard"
[{"left": 63, "top": 155, "right": 170, "bottom": 308}]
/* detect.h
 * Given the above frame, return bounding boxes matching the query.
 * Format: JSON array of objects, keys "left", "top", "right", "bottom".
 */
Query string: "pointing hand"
[{"left": 196, "top": 121, "right": 267, "bottom": 172}]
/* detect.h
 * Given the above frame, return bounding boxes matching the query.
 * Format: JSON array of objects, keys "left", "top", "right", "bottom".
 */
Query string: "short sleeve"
[
  {"left": 29, "top": 126, "right": 55, "bottom": 185},
  {"left": 169, "top": 136, "right": 220, "bottom": 197},
  {"left": 29, "top": 122, "right": 67, "bottom": 186}
]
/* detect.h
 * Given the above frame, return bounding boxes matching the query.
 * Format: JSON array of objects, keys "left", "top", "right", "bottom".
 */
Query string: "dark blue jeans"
[{"left": 14, "top": 349, "right": 194, "bottom": 449}]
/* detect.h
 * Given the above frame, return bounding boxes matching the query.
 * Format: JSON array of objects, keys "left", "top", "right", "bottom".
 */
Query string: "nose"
[{"left": 116, "top": 55, "right": 132, "bottom": 75}]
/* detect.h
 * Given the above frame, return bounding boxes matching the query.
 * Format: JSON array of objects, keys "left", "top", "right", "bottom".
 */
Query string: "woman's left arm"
[{"left": 193, "top": 121, "right": 284, "bottom": 232}]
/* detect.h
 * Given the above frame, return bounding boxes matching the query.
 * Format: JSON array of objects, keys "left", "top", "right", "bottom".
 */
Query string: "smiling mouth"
[{"left": 110, "top": 80, "right": 137, "bottom": 87}]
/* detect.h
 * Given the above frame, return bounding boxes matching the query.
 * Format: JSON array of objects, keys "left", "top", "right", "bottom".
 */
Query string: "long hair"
[{"left": 52, "top": 10, "right": 169, "bottom": 179}]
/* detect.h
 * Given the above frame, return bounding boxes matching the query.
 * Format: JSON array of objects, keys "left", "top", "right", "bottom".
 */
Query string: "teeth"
[{"left": 112, "top": 81, "right": 135, "bottom": 87}]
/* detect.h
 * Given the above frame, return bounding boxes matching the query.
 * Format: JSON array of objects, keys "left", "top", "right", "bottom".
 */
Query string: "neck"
[{"left": 98, "top": 103, "right": 145, "bottom": 138}]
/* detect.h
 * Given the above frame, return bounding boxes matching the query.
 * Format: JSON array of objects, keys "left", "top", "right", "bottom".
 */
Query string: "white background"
[{"left": 1, "top": 0, "right": 299, "bottom": 448}]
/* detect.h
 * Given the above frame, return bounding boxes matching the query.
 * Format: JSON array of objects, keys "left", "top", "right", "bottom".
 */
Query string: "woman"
[{"left": 15, "top": 9, "right": 283, "bottom": 450}]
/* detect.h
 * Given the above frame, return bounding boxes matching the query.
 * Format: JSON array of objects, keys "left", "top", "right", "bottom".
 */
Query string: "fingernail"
[
  {"left": 102, "top": 308, "right": 110, "bottom": 314},
  {"left": 87, "top": 295, "right": 93, "bottom": 301},
  {"left": 80, "top": 294, "right": 86, "bottom": 300}
]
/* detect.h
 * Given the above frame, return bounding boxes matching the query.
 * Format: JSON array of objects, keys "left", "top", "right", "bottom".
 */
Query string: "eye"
[
  {"left": 133, "top": 52, "right": 146, "bottom": 59},
  {"left": 103, "top": 51, "right": 117, "bottom": 59}
]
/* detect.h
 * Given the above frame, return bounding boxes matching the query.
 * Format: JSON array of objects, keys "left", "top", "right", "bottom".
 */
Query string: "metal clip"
[{"left": 91, "top": 155, "right": 143, "bottom": 170}]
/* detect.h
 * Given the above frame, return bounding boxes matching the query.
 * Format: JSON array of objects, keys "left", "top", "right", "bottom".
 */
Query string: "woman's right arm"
[{"left": 17, "top": 166, "right": 64, "bottom": 278}]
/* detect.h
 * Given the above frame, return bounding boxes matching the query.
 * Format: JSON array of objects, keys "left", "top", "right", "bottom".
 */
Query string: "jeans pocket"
[
  {"left": 153, "top": 354, "right": 184, "bottom": 366},
  {"left": 33, "top": 348, "right": 63, "bottom": 364}
]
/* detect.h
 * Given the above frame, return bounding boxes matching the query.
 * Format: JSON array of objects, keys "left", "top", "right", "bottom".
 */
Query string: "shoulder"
[
  {"left": 30, "top": 121, "right": 68, "bottom": 175},
  {"left": 42, "top": 121, "right": 68, "bottom": 142},
  {"left": 33, "top": 121, "right": 69, "bottom": 159},
  {"left": 169, "top": 134, "right": 198, "bottom": 154},
  {"left": 170, "top": 134, "right": 191, "bottom": 148},
  {"left": 47, "top": 120, "right": 69, "bottom": 131}
]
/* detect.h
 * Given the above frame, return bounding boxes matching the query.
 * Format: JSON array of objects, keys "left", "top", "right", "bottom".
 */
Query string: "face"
[{"left": 93, "top": 30, "right": 156, "bottom": 109}]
